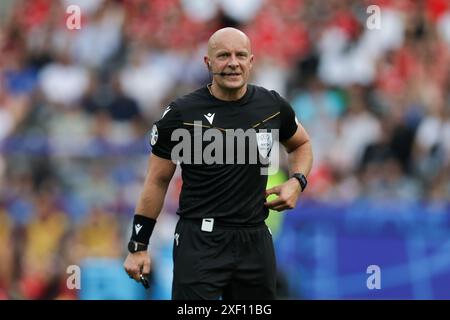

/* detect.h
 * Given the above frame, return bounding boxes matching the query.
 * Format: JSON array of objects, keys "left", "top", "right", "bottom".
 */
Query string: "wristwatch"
[
  {"left": 291, "top": 173, "right": 308, "bottom": 192},
  {"left": 128, "top": 240, "right": 148, "bottom": 253}
]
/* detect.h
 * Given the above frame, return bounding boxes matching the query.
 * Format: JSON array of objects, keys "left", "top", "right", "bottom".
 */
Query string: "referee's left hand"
[
  {"left": 124, "top": 251, "right": 151, "bottom": 283},
  {"left": 264, "top": 178, "right": 302, "bottom": 211}
]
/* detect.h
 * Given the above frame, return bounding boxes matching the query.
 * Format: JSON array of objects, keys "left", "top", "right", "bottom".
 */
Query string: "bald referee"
[{"left": 124, "top": 27, "right": 313, "bottom": 300}]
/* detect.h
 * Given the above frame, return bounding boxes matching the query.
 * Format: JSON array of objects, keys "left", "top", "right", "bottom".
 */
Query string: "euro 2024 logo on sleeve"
[{"left": 150, "top": 125, "right": 158, "bottom": 146}]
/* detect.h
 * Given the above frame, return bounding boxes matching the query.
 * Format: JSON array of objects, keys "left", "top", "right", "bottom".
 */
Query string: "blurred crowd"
[{"left": 0, "top": 0, "right": 450, "bottom": 299}]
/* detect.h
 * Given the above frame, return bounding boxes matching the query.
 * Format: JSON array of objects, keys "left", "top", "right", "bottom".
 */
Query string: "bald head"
[
  {"left": 204, "top": 27, "right": 254, "bottom": 98},
  {"left": 207, "top": 27, "right": 251, "bottom": 57}
]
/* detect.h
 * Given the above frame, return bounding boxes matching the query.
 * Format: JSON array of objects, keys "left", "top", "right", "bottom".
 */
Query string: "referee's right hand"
[{"left": 124, "top": 251, "right": 151, "bottom": 282}]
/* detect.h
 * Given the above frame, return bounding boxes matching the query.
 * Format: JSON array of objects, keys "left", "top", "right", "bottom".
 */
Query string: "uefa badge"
[
  {"left": 161, "top": 106, "right": 171, "bottom": 119},
  {"left": 150, "top": 125, "right": 158, "bottom": 146},
  {"left": 256, "top": 131, "right": 273, "bottom": 158}
]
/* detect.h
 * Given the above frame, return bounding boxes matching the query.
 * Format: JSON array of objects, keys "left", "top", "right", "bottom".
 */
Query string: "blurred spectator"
[
  {"left": 438, "top": 11, "right": 450, "bottom": 45},
  {"left": 47, "top": 103, "right": 92, "bottom": 156},
  {"left": 107, "top": 75, "right": 142, "bottom": 122},
  {"left": 328, "top": 87, "right": 382, "bottom": 174},
  {"left": 291, "top": 76, "right": 346, "bottom": 167},
  {"left": 119, "top": 45, "right": 174, "bottom": 118},
  {"left": 38, "top": 51, "right": 89, "bottom": 106},
  {"left": 70, "top": 0, "right": 124, "bottom": 68},
  {"left": 413, "top": 95, "right": 450, "bottom": 180},
  {"left": 19, "top": 191, "right": 68, "bottom": 299},
  {"left": 0, "top": 207, "right": 14, "bottom": 299},
  {"left": 73, "top": 207, "right": 121, "bottom": 258},
  {"left": 180, "top": 0, "right": 219, "bottom": 22},
  {"left": 219, "top": 0, "right": 263, "bottom": 23}
]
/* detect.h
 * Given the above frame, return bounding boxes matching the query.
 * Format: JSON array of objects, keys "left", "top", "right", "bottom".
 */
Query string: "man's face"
[{"left": 206, "top": 33, "right": 253, "bottom": 91}]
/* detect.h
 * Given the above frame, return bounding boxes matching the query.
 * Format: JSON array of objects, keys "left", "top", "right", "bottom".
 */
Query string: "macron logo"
[
  {"left": 135, "top": 224, "right": 143, "bottom": 235},
  {"left": 204, "top": 113, "right": 215, "bottom": 125},
  {"left": 161, "top": 106, "right": 171, "bottom": 119}
]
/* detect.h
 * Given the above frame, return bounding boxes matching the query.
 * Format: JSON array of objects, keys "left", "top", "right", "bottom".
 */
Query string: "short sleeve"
[
  {"left": 271, "top": 91, "right": 298, "bottom": 141},
  {"left": 150, "top": 104, "right": 182, "bottom": 159}
]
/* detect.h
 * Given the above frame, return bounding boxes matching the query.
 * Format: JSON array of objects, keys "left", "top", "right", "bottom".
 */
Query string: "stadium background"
[{"left": 1, "top": 0, "right": 450, "bottom": 299}]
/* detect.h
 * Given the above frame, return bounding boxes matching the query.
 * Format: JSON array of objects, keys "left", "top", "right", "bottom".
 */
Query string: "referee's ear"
[{"left": 204, "top": 56, "right": 211, "bottom": 71}]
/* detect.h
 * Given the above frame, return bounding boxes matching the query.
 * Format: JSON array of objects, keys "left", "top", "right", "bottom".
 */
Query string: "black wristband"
[{"left": 130, "top": 215, "right": 156, "bottom": 245}]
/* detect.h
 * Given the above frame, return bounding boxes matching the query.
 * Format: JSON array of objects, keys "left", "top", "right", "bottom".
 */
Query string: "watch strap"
[{"left": 291, "top": 173, "right": 307, "bottom": 192}]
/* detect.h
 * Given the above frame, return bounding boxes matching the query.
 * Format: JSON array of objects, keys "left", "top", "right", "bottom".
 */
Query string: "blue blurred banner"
[
  {"left": 80, "top": 258, "right": 149, "bottom": 300},
  {"left": 277, "top": 200, "right": 450, "bottom": 299}
]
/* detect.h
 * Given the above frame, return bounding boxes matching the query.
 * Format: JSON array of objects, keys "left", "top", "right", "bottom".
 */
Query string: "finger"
[
  {"left": 264, "top": 197, "right": 285, "bottom": 208},
  {"left": 271, "top": 204, "right": 289, "bottom": 212},
  {"left": 127, "top": 267, "right": 142, "bottom": 282},
  {"left": 124, "top": 266, "right": 134, "bottom": 279},
  {"left": 265, "top": 186, "right": 280, "bottom": 197},
  {"left": 132, "top": 272, "right": 141, "bottom": 282},
  {"left": 142, "top": 259, "right": 151, "bottom": 276},
  {"left": 125, "top": 270, "right": 140, "bottom": 282},
  {"left": 129, "top": 273, "right": 139, "bottom": 281}
]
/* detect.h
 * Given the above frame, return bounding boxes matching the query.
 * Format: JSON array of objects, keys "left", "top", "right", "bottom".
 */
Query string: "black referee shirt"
[{"left": 150, "top": 84, "right": 298, "bottom": 225}]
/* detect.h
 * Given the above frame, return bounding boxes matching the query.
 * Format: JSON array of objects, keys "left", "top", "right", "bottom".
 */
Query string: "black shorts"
[{"left": 171, "top": 218, "right": 276, "bottom": 300}]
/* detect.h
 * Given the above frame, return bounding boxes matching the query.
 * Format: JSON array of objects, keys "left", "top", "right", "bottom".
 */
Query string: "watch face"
[
  {"left": 128, "top": 241, "right": 147, "bottom": 253},
  {"left": 300, "top": 175, "right": 307, "bottom": 186},
  {"left": 293, "top": 173, "right": 307, "bottom": 191},
  {"left": 128, "top": 241, "right": 136, "bottom": 253}
]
